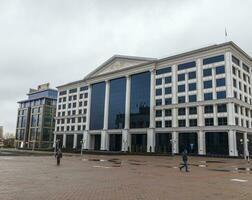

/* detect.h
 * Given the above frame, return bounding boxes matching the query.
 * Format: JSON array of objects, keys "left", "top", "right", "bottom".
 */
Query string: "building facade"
[
  {"left": 54, "top": 42, "right": 252, "bottom": 157},
  {"left": 0, "top": 126, "right": 3, "bottom": 139},
  {"left": 16, "top": 83, "right": 57, "bottom": 149}
]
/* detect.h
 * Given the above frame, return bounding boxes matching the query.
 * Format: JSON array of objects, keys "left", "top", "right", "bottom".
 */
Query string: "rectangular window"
[
  {"left": 189, "top": 119, "right": 197, "bottom": 127},
  {"left": 178, "top": 96, "right": 185, "bottom": 103},
  {"left": 204, "top": 92, "right": 213, "bottom": 100},
  {"left": 156, "top": 110, "right": 162, "bottom": 117},
  {"left": 165, "top": 120, "right": 172, "bottom": 127},
  {"left": 189, "top": 95, "right": 197, "bottom": 102},
  {"left": 80, "top": 86, "right": 88, "bottom": 91},
  {"left": 165, "top": 98, "right": 172, "bottom": 105},
  {"left": 59, "top": 91, "right": 67, "bottom": 96},
  {"left": 188, "top": 83, "right": 196, "bottom": 91},
  {"left": 156, "top": 121, "right": 162, "bottom": 128},
  {"left": 165, "top": 109, "right": 172, "bottom": 116},
  {"left": 69, "top": 88, "right": 77, "bottom": 94},
  {"left": 216, "top": 91, "right": 226, "bottom": 99},
  {"left": 203, "top": 68, "right": 212, "bottom": 77},
  {"left": 216, "top": 78, "right": 226, "bottom": 87},
  {"left": 165, "top": 87, "right": 172, "bottom": 94},
  {"left": 216, "top": 66, "right": 225, "bottom": 74},
  {"left": 178, "top": 61, "right": 196, "bottom": 71},
  {"left": 204, "top": 105, "right": 213, "bottom": 113},
  {"left": 243, "top": 63, "right": 250, "bottom": 73},
  {"left": 217, "top": 104, "right": 227, "bottom": 112},
  {"left": 203, "top": 55, "right": 224, "bottom": 65},
  {"left": 178, "top": 74, "right": 185, "bottom": 81},
  {"left": 156, "top": 99, "right": 162, "bottom": 106},
  {"left": 156, "top": 67, "right": 171, "bottom": 75},
  {"left": 178, "top": 120, "right": 186, "bottom": 127},
  {"left": 204, "top": 80, "right": 212, "bottom": 89},
  {"left": 233, "top": 79, "right": 237, "bottom": 88},
  {"left": 232, "top": 55, "right": 240, "bottom": 66},
  {"left": 205, "top": 118, "right": 214, "bottom": 126},
  {"left": 189, "top": 107, "right": 197, "bottom": 115},
  {"left": 178, "top": 85, "right": 185, "bottom": 93},
  {"left": 165, "top": 77, "right": 172, "bottom": 84},
  {"left": 156, "top": 89, "right": 162, "bottom": 96},
  {"left": 232, "top": 66, "right": 236, "bottom": 75},
  {"left": 188, "top": 71, "right": 196, "bottom": 79},
  {"left": 178, "top": 108, "right": 186, "bottom": 115},
  {"left": 156, "top": 78, "right": 162, "bottom": 85},
  {"left": 218, "top": 117, "right": 227, "bottom": 126}
]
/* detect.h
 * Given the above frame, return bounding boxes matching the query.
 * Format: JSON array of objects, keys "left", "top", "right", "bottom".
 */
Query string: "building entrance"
[
  {"left": 155, "top": 133, "right": 172, "bottom": 153},
  {"left": 109, "top": 134, "right": 122, "bottom": 151},
  {"left": 66, "top": 135, "right": 74, "bottom": 150},
  {"left": 179, "top": 132, "right": 198, "bottom": 154},
  {"left": 131, "top": 134, "right": 147, "bottom": 152},
  {"left": 206, "top": 132, "right": 229, "bottom": 156}
]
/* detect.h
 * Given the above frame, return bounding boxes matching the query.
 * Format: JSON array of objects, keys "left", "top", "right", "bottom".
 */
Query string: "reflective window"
[
  {"left": 203, "top": 55, "right": 224, "bottom": 65},
  {"left": 178, "top": 85, "right": 185, "bottom": 93},
  {"left": 178, "top": 96, "right": 185, "bottom": 103},
  {"left": 156, "top": 89, "right": 162, "bottom": 96},
  {"left": 156, "top": 99, "right": 162, "bottom": 106},
  {"left": 189, "top": 119, "right": 197, "bottom": 127},
  {"left": 165, "top": 120, "right": 172, "bottom": 127},
  {"left": 178, "top": 120, "right": 186, "bottom": 127},
  {"left": 218, "top": 117, "right": 227, "bottom": 125},
  {"left": 188, "top": 83, "right": 196, "bottom": 91},
  {"left": 165, "top": 98, "right": 172, "bottom": 105},
  {"left": 130, "top": 72, "right": 150, "bottom": 128},
  {"left": 203, "top": 68, "right": 212, "bottom": 77},
  {"left": 165, "top": 109, "right": 172, "bottom": 116},
  {"left": 204, "top": 92, "right": 213, "bottom": 100},
  {"left": 216, "top": 66, "right": 225, "bottom": 74},
  {"left": 165, "top": 87, "right": 172, "bottom": 94},
  {"left": 204, "top": 80, "right": 212, "bottom": 89},
  {"left": 216, "top": 78, "right": 226, "bottom": 87},
  {"left": 108, "top": 78, "right": 126, "bottom": 129},
  {"left": 90, "top": 82, "right": 105, "bottom": 130},
  {"left": 178, "top": 108, "right": 186, "bottom": 115},
  {"left": 189, "top": 95, "right": 197, "bottom": 102},
  {"left": 178, "top": 74, "right": 185, "bottom": 81},
  {"left": 188, "top": 71, "right": 196, "bottom": 79},
  {"left": 204, "top": 105, "right": 213, "bottom": 113},
  {"left": 189, "top": 107, "right": 197, "bottom": 114},
  {"left": 205, "top": 118, "right": 214, "bottom": 126},
  {"left": 156, "top": 67, "right": 171, "bottom": 75},
  {"left": 217, "top": 104, "right": 227, "bottom": 113},
  {"left": 165, "top": 77, "right": 172, "bottom": 84},
  {"left": 156, "top": 110, "right": 162, "bottom": 117},
  {"left": 232, "top": 55, "right": 240, "bottom": 66},
  {"left": 178, "top": 61, "right": 196, "bottom": 71},
  {"left": 156, "top": 78, "right": 162, "bottom": 85},
  {"left": 216, "top": 91, "right": 226, "bottom": 99}
]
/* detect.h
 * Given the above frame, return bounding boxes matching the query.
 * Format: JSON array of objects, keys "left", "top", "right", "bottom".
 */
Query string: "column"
[
  {"left": 198, "top": 106, "right": 204, "bottom": 126},
  {"left": 62, "top": 134, "right": 66, "bottom": 148},
  {"left": 172, "top": 131, "right": 179, "bottom": 154},
  {"left": 171, "top": 64, "right": 177, "bottom": 104},
  {"left": 84, "top": 85, "right": 91, "bottom": 150},
  {"left": 149, "top": 69, "right": 155, "bottom": 128},
  {"left": 83, "top": 130, "right": 89, "bottom": 149},
  {"left": 101, "top": 80, "right": 110, "bottom": 151},
  {"left": 147, "top": 129, "right": 155, "bottom": 152},
  {"left": 124, "top": 75, "right": 131, "bottom": 129},
  {"left": 172, "top": 108, "right": 177, "bottom": 127},
  {"left": 227, "top": 102, "right": 235, "bottom": 125},
  {"left": 213, "top": 105, "right": 218, "bottom": 126},
  {"left": 198, "top": 131, "right": 206, "bottom": 155},
  {"left": 53, "top": 133, "right": 56, "bottom": 148},
  {"left": 228, "top": 130, "right": 238, "bottom": 156},
  {"left": 196, "top": 58, "right": 203, "bottom": 101},
  {"left": 73, "top": 133, "right": 77, "bottom": 149},
  {"left": 225, "top": 52, "right": 233, "bottom": 98},
  {"left": 244, "top": 132, "right": 249, "bottom": 158}
]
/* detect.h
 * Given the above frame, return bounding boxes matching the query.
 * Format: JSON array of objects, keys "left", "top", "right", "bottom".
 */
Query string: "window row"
[
  {"left": 56, "top": 125, "right": 86, "bottom": 132},
  {"left": 57, "top": 108, "right": 87, "bottom": 117},
  {"left": 56, "top": 117, "right": 86, "bottom": 124}
]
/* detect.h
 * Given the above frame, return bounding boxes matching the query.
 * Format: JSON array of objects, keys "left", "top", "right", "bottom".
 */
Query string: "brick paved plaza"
[{"left": 0, "top": 153, "right": 252, "bottom": 200}]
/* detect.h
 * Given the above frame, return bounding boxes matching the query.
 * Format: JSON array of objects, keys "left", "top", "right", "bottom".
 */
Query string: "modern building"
[
  {"left": 16, "top": 83, "right": 57, "bottom": 149},
  {"left": 54, "top": 41, "right": 252, "bottom": 157}
]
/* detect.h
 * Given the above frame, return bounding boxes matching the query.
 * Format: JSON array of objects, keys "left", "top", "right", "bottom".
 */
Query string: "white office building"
[{"left": 54, "top": 41, "right": 252, "bottom": 157}]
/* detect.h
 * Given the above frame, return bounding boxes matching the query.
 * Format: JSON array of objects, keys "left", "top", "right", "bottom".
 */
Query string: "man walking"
[
  {"left": 179, "top": 149, "right": 189, "bottom": 172},
  {"left": 55, "top": 148, "right": 63, "bottom": 166}
]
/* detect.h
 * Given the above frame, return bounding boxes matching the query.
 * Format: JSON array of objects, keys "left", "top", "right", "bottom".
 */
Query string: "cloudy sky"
[{"left": 0, "top": 0, "right": 252, "bottom": 134}]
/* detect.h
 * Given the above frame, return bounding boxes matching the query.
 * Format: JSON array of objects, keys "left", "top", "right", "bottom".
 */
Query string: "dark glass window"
[
  {"left": 156, "top": 110, "right": 162, "bottom": 117},
  {"left": 178, "top": 85, "right": 185, "bottom": 93},
  {"left": 189, "top": 107, "right": 197, "bottom": 114},
  {"left": 165, "top": 109, "right": 172, "bottom": 116},
  {"left": 216, "top": 78, "right": 226, "bottom": 87},
  {"left": 59, "top": 91, "right": 67, "bottom": 96},
  {"left": 233, "top": 79, "right": 237, "bottom": 87},
  {"left": 216, "top": 91, "right": 226, "bottom": 99},
  {"left": 204, "top": 92, "right": 213, "bottom": 100},
  {"left": 203, "top": 68, "right": 212, "bottom": 77},
  {"left": 203, "top": 55, "right": 224, "bottom": 65},
  {"left": 165, "top": 77, "right": 172, "bottom": 84},
  {"left": 178, "top": 108, "right": 186, "bottom": 115},
  {"left": 130, "top": 72, "right": 150, "bottom": 128},
  {"left": 188, "top": 71, "right": 196, "bottom": 79},
  {"left": 165, "top": 120, "right": 172, "bottom": 127},
  {"left": 165, "top": 87, "right": 172, "bottom": 94},
  {"left": 189, "top": 95, "right": 197, "bottom": 102},
  {"left": 156, "top": 89, "right": 162, "bottom": 96},
  {"left": 217, "top": 104, "right": 227, "bottom": 113},
  {"left": 178, "top": 96, "right": 185, "bottom": 103},
  {"left": 80, "top": 86, "right": 88, "bottom": 91},
  {"left": 178, "top": 74, "right": 185, "bottom": 81},
  {"left": 232, "top": 55, "right": 240, "bottom": 66},
  {"left": 178, "top": 61, "right": 196, "bottom": 71},
  {"left": 243, "top": 63, "right": 250, "bottom": 73},
  {"left": 156, "top": 67, "right": 171, "bottom": 75},
  {"left": 216, "top": 66, "right": 225, "bottom": 74},
  {"left": 69, "top": 88, "right": 77, "bottom": 94},
  {"left": 165, "top": 98, "right": 172, "bottom": 105},
  {"left": 156, "top": 78, "right": 162, "bottom": 85},
  {"left": 90, "top": 82, "right": 105, "bottom": 130},
  {"left": 204, "top": 80, "right": 212, "bottom": 89},
  {"left": 218, "top": 117, "right": 227, "bottom": 126},
  {"left": 189, "top": 119, "right": 197, "bottom": 127},
  {"left": 156, "top": 99, "right": 162, "bottom": 106},
  {"left": 204, "top": 105, "right": 213, "bottom": 113},
  {"left": 108, "top": 78, "right": 126, "bottom": 129},
  {"left": 156, "top": 121, "right": 162, "bottom": 128},
  {"left": 188, "top": 83, "right": 196, "bottom": 91},
  {"left": 178, "top": 120, "right": 186, "bottom": 127},
  {"left": 205, "top": 118, "right": 214, "bottom": 126}
]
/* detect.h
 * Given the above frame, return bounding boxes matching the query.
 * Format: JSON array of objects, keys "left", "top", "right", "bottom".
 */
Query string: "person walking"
[
  {"left": 55, "top": 148, "right": 63, "bottom": 166},
  {"left": 179, "top": 149, "right": 189, "bottom": 172}
]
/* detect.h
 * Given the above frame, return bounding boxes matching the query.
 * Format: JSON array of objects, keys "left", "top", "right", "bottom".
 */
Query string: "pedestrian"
[
  {"left": 55, "top": 148, "right": 63, "bottom": 166},
  {"left": 179, "top": 149, "right": 189, "bottom": 172}
]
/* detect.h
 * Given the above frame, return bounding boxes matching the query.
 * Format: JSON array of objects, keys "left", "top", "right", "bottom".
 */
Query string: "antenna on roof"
[{"left": 225, "top": 28, "right": 228, "bottom": 42}]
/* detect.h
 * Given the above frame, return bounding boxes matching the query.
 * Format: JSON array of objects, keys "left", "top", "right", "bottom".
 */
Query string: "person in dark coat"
[
  {"left": 179, "top": 149, "right": 189, "bottom": 172},
  {"left": 55, "top": 148, "right": 62, "bottom": 166}
]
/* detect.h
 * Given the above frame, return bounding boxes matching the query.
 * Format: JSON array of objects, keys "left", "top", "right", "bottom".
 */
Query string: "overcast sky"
[{"left": 0, "top": 0, "right": 252, "bottom": 134}]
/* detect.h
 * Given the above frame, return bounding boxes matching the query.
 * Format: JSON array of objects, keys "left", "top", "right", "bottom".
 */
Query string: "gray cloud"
[{"left": 0, "top": 0, "right": 252, "bottom": 133}]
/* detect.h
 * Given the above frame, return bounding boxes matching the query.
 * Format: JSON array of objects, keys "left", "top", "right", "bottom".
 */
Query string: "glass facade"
[
  {"left": 108, "top": 77, "right": 126, "bottom": 129},
  {"left": 90, "top": 82, "right": 106, "bottom": 130},
  {"left": 130, "top": 72, "right": 150, "bottom": 128}
]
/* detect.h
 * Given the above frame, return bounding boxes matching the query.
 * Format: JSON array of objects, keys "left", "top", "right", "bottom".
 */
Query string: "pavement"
[{"left": 0, "top": 151, "right": 252, "bottom": 200}]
